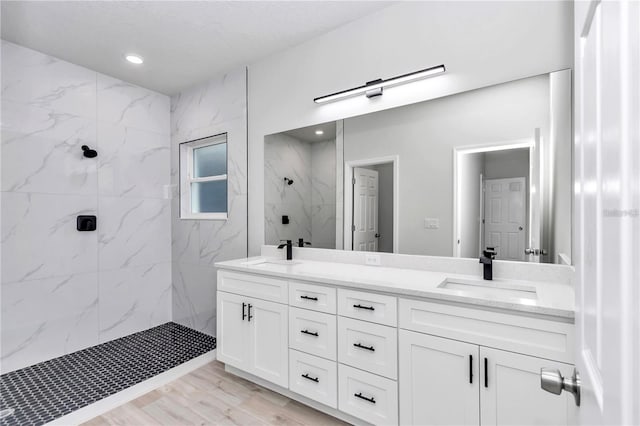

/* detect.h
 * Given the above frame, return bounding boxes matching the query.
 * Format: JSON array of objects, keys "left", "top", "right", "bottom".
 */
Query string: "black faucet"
[
  {"left": 297, "top": 238, "right": 311, "bottom": 248},
  {"left": 479, "top": 248, "right": 497, "bottom": 280},
  {"left": 277, "top": 240, "right": 293, "bottom": 260}
]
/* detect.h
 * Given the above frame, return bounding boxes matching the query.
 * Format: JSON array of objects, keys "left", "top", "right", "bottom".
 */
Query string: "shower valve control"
[{"left": 77, "top": 215, "right": 97, "bottom": 232}]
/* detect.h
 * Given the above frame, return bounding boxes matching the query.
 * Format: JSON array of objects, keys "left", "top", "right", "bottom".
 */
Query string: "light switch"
[{"left": 424, "top": 218, "right": 440, "bottom": 229}]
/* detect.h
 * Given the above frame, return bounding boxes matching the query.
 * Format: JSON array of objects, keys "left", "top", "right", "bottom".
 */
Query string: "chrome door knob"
[{"left": 540, "top": 368, "right": 581, "bottom": 406}]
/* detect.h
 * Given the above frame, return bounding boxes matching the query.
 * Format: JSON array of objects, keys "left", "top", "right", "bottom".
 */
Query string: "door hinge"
[{"left": 352, "top": 225, "right": 356, "bottom": 232}]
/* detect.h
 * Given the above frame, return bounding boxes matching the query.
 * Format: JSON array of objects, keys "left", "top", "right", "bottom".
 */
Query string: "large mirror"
[{"left": 264, "top": 71, "right": 572, "bottom": 264}]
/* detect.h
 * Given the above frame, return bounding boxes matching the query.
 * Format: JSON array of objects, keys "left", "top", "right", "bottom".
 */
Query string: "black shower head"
[
  {"left": 284, "top": 177, "right": 294, "bottom": 185},
  {"left": 81, "top": 145, "right": 97, "bottom": 158}
]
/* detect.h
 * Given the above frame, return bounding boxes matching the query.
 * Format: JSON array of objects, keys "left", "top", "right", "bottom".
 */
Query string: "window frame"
[{"left": 179, "top": 133, "right": 228, "bottom": 220}]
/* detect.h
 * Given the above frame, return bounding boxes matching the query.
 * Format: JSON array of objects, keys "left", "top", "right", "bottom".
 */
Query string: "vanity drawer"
[
  {"left": 217, "top": 270, "right": 288, "bottom": 304},
  {"left": 338, "top": 289, "right": 397, "bottom": 326},
  {"left": 289, "top": 281, "right": 337, "bottom": 314},
  {"left": 399, "top": 298, "right": 575, "bottom": 363},
  {"left": 289, "top": 349, "right": 337, "bottom": 408},
  {"left": 338, "top": 317, "right": 398, "bottom": 379},
  {"left": 289, "top": 307, "right": 337, "bottom": 360},
  {"left": 338, "top": 364, "right": 398, "bottom": 426}
]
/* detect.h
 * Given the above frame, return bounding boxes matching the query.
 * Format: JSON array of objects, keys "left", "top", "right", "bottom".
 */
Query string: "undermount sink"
[
  {"left": 437, "top": 277, "right": 537, "bottom": 300},
  {"left": 241, "top": 258, "right": 301, "bottom": 266}
]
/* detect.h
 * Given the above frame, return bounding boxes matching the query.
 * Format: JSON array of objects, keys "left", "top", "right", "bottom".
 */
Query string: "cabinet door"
[
  {"left": 399, "top": 330, "right": 480, "bottom": 426},
  {"left": 216, "top": 291, "right": 250, "bottom": 370},
  {"left": 248, "top": 297, "right": 289, "bottom": 387},
  {"left": 480, "top": 347, "right": 578, "bottom": 426}
]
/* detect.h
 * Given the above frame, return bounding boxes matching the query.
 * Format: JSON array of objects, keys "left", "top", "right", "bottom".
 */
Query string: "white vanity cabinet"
[
  {"left": 216, "top": 267, "right": 576, "bottom": 426},
  {"left": 216, "top": 273, "right": 289, "bottom": 387}
]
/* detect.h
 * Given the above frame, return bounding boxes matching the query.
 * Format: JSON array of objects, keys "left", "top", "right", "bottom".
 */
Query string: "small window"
[{"left": 180, "top": 134, "right": 228, "bottom": 220}]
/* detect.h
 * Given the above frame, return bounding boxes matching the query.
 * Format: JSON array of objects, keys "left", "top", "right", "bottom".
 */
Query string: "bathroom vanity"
[{"left": 215, "top": 251, "right": 577, "bottom": 426}]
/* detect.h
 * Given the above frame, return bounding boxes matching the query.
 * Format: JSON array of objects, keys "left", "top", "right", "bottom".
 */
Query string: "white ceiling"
[
  {"left": 283, "top": 121, "right": 336, "bottom": 143},
  {"left": 0, "top": 1, "right": 392, "bottom": 95}
]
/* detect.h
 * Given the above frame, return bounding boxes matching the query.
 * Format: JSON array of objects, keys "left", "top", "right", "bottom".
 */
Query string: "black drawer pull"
[
  {"left": 354, "top": 392, "right": 376, "bottom": 404},
  {"left": 353, "top": 304, "right": 375, "bottom": 311},
  {"left": 469, "top": 355, "right": 473, "bottom": 384},
  {"left": 300, "top": 295, "right": 318, "bottom": 301},
  {"left": 247, "top": 304, "right": 253, "bottom": 322},
  {"left": 301, "top": 373, "right": 319, "bottom": 383},
  {"left": 353, "top": 342, "right": 375, "bottom": 352},
  {"left": 242, "top": 302, "right": 247, "bottom": 321},
  {"left": 484, "top": 357, "right": 488, "bottom": 388},
  {"left": 300, "top": 329, "right": 319, "bottom": 337}
]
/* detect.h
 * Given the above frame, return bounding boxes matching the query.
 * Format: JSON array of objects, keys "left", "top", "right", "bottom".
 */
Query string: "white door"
[
  {"left": 480, "top": 347, "right": 577, "bottom": 426},
  {"left": 248, "top": 297, "right": 289, "bottom": 387},
  {"left": 216, "top": 291, "right": 250, "bottom": 370},
  {"left": 483, "top": 178, "right": 526, "bottom": 261},
  {"left": 573, "top": 1, "right": 640, "bottom": 424},
  {"left": 399, "top": 330, "right": 480, "bottom": 426},
  {"left": 353, "top": 167, "right": 379, "bottom": 252}
]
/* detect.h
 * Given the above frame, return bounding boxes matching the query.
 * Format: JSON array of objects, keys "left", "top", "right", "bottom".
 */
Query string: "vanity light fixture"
[
  {"left": 314, "top": 64, "right": 446, "bottom": 104},
  {"left": 125, "top": 54, "right": 144, "bottom": 65},
  {"left": 315, "top": 130, "right": 324, "bottom": 135}
]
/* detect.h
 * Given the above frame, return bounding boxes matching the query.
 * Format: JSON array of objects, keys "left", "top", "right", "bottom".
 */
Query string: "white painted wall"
[
  {"left": 343, "top": 75, "right": 550, "bottom": 256},
  {"left": 248, "top": 1, "right": 574, "bottom": 254}
]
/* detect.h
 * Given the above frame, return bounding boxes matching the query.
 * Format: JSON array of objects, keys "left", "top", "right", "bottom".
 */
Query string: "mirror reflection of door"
[
  {"left": 352, "top": 167, "right": 379, "bottom": 251},
  {"left": 483, "top": 178, "right": 526, "bottom": 261}
]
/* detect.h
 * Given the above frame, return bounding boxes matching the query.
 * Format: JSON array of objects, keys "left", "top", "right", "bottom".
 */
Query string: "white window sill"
[{"left": 180, "top": 213, "right": 228, "bottom": 221}]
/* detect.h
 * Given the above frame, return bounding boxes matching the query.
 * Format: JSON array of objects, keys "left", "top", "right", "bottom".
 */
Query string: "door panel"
[
  {"left": 399, "top": 330, "right": 479, "bottom": 426},
  {"left": 249, "top": 297, "right": 289, "bottom": 387},
  {"left": 480, "top": 347, "right": 577, "bottom": 426},
  {"left": 216, "top": 291, "right": 249, "bottom": 370},
  {"left": 484, "top": 178, "right": 526, "bottom": 261},
  {"left": 353, "top": 167, "right": 379, "bottom": 252}
]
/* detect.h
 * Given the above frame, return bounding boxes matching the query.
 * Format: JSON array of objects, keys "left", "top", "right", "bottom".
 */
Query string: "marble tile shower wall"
[
  {"left": 0, "top": 41, "right": 171, "bottom": 373},
  {"left": 311, "top": 140, "right": 336, "bottom": 249},
  {"left": 170, "top": 68, "right": 248, "bottom": 336}
]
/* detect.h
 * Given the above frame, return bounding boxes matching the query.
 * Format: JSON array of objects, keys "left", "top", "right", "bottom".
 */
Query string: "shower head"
[
  {"left": 284, "top": 177, "right": 294, "bottom": 185},
  {"left": 81, "top": 145, "right": 97, "bottom": 158}
]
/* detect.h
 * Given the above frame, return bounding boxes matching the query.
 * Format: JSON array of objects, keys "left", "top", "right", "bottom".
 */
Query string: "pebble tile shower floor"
[{"left": 0, "top": 322, "right": 216, "bottom": 426}]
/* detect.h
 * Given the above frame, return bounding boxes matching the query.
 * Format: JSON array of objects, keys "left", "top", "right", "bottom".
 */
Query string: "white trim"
[
  {"left": 179, "top": 134, "right": 229, "bottom": 220},
  {"left": 45, "top": 350, "right": 217, "bottom": 426},
  {"left": 344, "top": 155, "right": 399, "bottom": 253},
  {"left": 452, "top": 138, "right": 534, "bottom": 258}
]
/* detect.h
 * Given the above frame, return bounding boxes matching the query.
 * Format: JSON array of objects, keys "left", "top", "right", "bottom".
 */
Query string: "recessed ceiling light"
[
  {"left": 125, "top": 54, "right": 144, "bottom": 65},
  {"left": 315, "top": 130, "right": 324, "bottom": 135}
]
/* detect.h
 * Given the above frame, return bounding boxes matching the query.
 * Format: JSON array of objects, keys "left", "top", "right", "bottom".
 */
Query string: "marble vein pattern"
[
  {"left": 1, "top": 40, "right": 96, "bottom": 119},
  {"left": 1, "top": 272, "right": 99, "bottom": 373},
  {"left": 169, "top": 67, "right": 248, "bottom": 337},
  {"left": 1, "top": 41, "right": 172, "bottom": 371},
  {"left": 98, "top": 262, "right": 172, "bottom": 343}
]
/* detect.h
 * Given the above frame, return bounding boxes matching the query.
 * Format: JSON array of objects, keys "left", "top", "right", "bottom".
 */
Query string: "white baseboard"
[{"left": 45, "top": 350, "right": 217, "bottom": 426}]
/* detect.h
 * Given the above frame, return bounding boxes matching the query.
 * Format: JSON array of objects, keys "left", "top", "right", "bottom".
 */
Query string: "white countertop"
[{"left": 215, "top": 256, "right": 575, "bottom": 320}]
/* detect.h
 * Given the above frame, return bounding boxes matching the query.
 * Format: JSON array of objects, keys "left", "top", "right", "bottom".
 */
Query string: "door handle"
[
  {"left": 242, "top": 303, "right": 247, "bottom": 321},
  {"left": 375, "top": 233, "right": 380, "bottom": 238},
  {"left": 540, "top": 368, "right": 581, "bottom": 406},
  {"left": 484, "top": 357, "right": 488, "bottom": 388},
  {"left": 247, "top": 304, "right": 253, "bottom": 322},
  {"left": 469, "top": 355, "right": 473, "bottom": 384}
]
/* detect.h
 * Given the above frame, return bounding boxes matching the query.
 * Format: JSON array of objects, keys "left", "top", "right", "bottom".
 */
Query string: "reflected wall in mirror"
[{"left": 264, "top": 70, "right": 572, "bottom": 264}]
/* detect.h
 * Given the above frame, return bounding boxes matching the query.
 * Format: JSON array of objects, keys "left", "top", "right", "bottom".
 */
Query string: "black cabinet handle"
[
  {"left": 469, "top": 355, "right": 473, "bottom": 384},
  {"left": 242, "top": 303, "right": 247, "bottom": 321},
  {"left": 301, "top": 373, "right": 319, "bottom": 383},
  {"left": 354, "top": 392, "right": 376, "bottom": 404},
  {"left": 353, "top": 304, "right": 375, "bottom": 311},
  {"left": 353, "top": 342, "right": 375, "bottom": 352},
  {"left": 300, "top": 295, "right": 318, "bottom": 301},
  {"left": 300, "top": 329, "right": 319, "bottom": 337},
  {"left": 484, "top": 357, "right": 488, "bottom": 388},
  {"left": 248, "top": 304, "right": 253, "bottom": 322}
]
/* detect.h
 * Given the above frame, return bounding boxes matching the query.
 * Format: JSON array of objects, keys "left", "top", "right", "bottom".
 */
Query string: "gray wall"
[
  {"left": 344, "top": 74, "right": 550, "bottom": 257},
  {"left": 1, "top": 41, "right": 171, "bottom": 373},
  {"left": 170, "top": 67, "right": 248, "bottom": 336},
  {"left": 459, "top": 152, "right": 484, "bottom": 258}
]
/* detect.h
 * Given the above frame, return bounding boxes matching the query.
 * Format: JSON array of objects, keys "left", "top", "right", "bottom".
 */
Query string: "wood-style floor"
[{"left": 82, "top": 361, "right": 348, "bottom": 426}]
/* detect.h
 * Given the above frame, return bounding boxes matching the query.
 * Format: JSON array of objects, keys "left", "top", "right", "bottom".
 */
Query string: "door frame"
[
  {"left": 344, "top": 155, "right": 399, "bottom": 253},
  {"left": 453, "top": 139, "right": 534, "bottom": 258}
]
